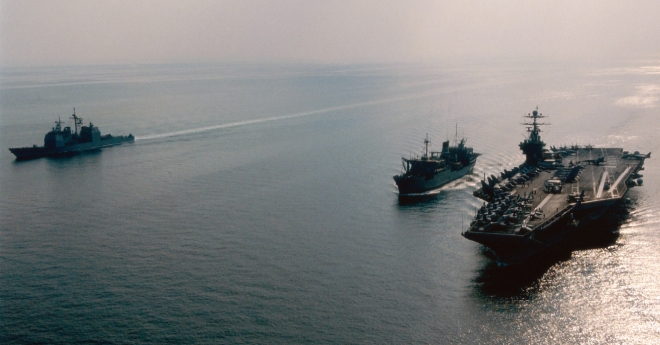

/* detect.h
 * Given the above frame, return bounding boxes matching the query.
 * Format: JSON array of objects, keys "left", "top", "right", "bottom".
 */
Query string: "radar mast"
[
  {"left": 519, "top": 107, "right": 549, "bottom": 165},
  {"left": 54, "top": 117, "right": 64, "bottom": 132},
  {"left": 423, "top": 133, "right": 430, "bottom": 158},
  {"left": 70, "top": 108, "right": 83, "bottom": 135}
]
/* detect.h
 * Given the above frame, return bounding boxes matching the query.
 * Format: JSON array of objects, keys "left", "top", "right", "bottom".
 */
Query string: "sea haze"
[{"left": 1, "top": 61, "right": 659, "bottom": 344}]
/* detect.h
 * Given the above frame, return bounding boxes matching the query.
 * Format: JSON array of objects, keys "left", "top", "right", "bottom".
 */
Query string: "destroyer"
[
  {"left": 463, "top": 108, "right": 649, "bottom": 265},
  {"left": 9, "top": 109, "right": 134, "bottom": 160},
  {"left": 394, "top": 130, "right": 480, "bottom": 195}
]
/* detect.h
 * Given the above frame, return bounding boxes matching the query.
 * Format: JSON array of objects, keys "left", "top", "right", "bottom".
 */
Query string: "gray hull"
[
  {"left": 9, "top": 135, "right": 134, "bottom": 160},
  {"left": 394, "top": 159, "right": 477, "bottom": 195},
  {"left": 463, "top": 200, "right": 621, "bottom": 265}
]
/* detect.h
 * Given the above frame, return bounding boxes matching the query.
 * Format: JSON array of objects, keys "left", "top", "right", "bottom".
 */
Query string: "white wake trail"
[{"left": 136, "top": 89, "right": 446, "bottom": 141}]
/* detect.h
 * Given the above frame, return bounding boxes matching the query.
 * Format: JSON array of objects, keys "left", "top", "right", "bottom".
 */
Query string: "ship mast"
[
  {"left": 423, "top": 133, "right": 430, "bottom": 158},
  {"left": 455, "top": 123, "right": 466, "bottom": 148},
  {"left": 522, "top": 106, "right": 547, "bottom": 144},
  {"left": 54, "top": 117, "right": 64, "bottom": 131},
  {"left": 70, "top": 108, "right": 83, "bottom": 135}
]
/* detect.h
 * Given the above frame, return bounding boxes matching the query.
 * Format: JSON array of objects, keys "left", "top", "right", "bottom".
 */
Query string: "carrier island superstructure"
[{"left": 462, "top": 108, "right": 649, "bottom": 265}]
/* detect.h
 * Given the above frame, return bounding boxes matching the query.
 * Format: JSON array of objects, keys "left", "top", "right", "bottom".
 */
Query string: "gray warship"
[
  {"left": 394, "top": 132, "right": 480, "bottom": 195},
  {"left": 9, "top": 109, "right": 134, "bottom": 160},
  {"left": 463, "top": 108, "right": 649, "bottom": 265}
]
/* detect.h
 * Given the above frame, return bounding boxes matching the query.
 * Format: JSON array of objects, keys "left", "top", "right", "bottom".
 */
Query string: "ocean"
[{"left": 1, "top": 61, "right": 659, "bottom": 344}]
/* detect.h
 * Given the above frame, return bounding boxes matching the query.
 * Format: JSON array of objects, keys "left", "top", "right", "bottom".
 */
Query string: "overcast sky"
[{"left": 1, "top": 0, "right": 659, "bottom": 67}]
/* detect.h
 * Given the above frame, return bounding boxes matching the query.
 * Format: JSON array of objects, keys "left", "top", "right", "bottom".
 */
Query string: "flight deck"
[{"left": 473, "top": 147, "right": 645, "bottom": 233}]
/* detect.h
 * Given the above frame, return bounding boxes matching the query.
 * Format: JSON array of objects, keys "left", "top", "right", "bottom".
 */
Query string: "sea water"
[{"left": 1, "top": 61, "right": 659, "bottom": 344}]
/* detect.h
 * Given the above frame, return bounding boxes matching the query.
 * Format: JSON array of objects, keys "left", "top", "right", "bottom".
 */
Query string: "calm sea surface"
[{"left": 1, "top": 61, "right": 659, "bottom": 344}]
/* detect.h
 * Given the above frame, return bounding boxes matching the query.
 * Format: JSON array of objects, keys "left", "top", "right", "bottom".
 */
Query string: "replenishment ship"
[
  {"left": 9, "top": 109, "right": 134, "bottom": 160},
  {"left": 394, "top": 130, "right": 479, "bottom": 195},
  {"left": 463, "top": 108, "right": 649, "bottom": 265}
]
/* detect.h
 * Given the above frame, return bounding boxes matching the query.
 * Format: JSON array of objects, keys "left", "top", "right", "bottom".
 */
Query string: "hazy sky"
[{"left": 1, "top": 0, "right": 659, "bottom": 66}]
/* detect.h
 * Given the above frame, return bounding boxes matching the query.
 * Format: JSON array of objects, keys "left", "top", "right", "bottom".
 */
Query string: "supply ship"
[
  {"left": 394, "top": 131, "right": 479, "bottom": 195},
  {"left": 462, "top": 108, "right": 649, "bottom": 265},
  {"left": 9, "top": 109, "right": 134, "bottom": 160}
]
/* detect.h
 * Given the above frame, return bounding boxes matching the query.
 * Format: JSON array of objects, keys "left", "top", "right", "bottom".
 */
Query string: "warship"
[
  {"left": 462, "top": 108, "right": 649, "bottom": 265},
  {"left": 394, "top": 130, "right": 480, "bottom": 195},
  {"left": 9, "top": 109, "right": 134, "bottom": 160}
]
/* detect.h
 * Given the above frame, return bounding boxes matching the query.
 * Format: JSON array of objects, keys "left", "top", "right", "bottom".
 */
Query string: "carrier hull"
[{"left": 464, "top": 199, "right": 625, "bottom": 265}]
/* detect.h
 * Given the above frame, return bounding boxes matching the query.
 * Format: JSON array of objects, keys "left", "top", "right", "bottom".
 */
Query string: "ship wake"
[{"left": 136, "top": 89, "right": 453, "bottom": 141}]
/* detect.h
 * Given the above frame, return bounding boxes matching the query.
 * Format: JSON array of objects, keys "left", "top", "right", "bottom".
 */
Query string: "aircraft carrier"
[{"left": 462, "top": 108, "right": 649, "bottom": 265}]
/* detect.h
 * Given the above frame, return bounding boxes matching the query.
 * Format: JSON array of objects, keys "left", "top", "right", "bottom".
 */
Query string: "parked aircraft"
[{"left": 622, "top": 151, "right": 651, "bottom": 160}]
